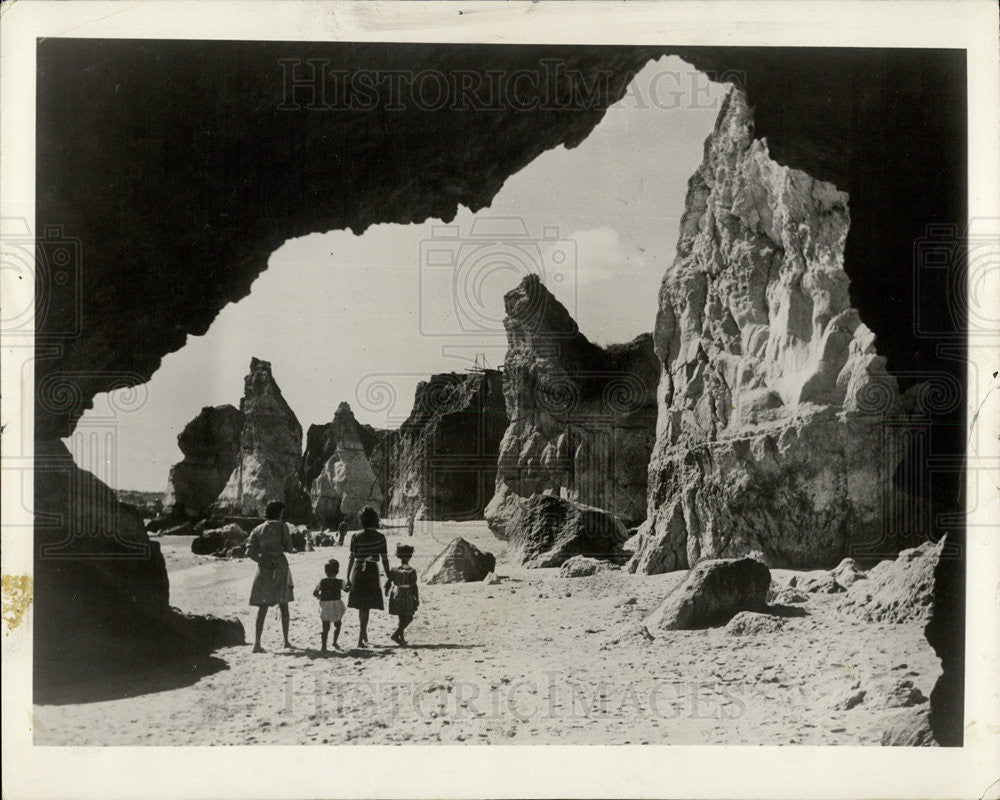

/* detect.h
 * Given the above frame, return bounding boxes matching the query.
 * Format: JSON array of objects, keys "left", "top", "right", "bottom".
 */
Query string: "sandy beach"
[{"left": 33, "top": 521, "right": 938, "bottom": 746}]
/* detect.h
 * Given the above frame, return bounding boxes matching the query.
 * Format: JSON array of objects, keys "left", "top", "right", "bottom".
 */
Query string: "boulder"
[
  {"left": 793, "top": 571, "right": 846, "bottom": 594},
  {"left": 724, "top": 611, "right": 786, "bottom": 635},
  {"left": 191, "top": 523, "right": 248, "bottom": 557},
  {"left": 486, "top": 275, "right": 658, "bottom": 536},
  {"left": 385, "top": 371, "right": 508, "bottom": 521},
  {"left": 772, "top": 586, "right": 809, "bottom": 605},
  {"left": 642, "top": 556, "right": 771, "bottom": 631},
  {"left": 313, "top": 532, "right": 336, "bottom": 547},
  {"left": 423, "top": 537, "right": 496, "bottom": 584},
  {"left": 838, "top": 539, "right": 941, "bottom": 623},
  {"left": 559, "top": 556, "right": 618, "bottom": 578},
  {"left": 504, "top": 494, "right": 628, "bottom": 569},
  {"left": 865, "top": 679, "right": 927, "bottom": 710},
  {"left": 301, "top": 402, "right": 385, "bottom": 528},
  {"left": 831, "top": 557, "right": 867, "bottom": 588},
  {"left": 630, "top": 88, "right": 922, "bottom": 574},
  {"left": 162, "top": 405, "right": 244, "bottom": 519},
  {"left": 215, "top": 358, "right": 311, "bottom": 523},
  {"left": 223, "top": 515, "right": 265, "bottom": 533},
  {"left": 829, "top": 683, "right": 867, "bottom": 711}
]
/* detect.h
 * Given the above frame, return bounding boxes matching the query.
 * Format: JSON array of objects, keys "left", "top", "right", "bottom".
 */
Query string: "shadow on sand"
[
  {"left": 764, "top": 603, "right": 809, "bottom": 618},
  {"left": 275, "top": 642, "right": 481, "bottom": 659},
  {"left": 35, "top": 653, "right": 230, "bottom": 706}
]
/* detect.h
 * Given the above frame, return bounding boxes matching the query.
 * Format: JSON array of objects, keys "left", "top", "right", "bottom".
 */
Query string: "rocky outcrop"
[
  {"left": 423, "top": 538, "right": 496, "bottom": 584},
  {"left": 925, "top": 531, "right": 964, "bottom": 746},
  {"left": 837, "top": 539, "right": 941, "bottom": 624},
  {"left": 32, "top": 440, "right": 243, "bottom": 694},
  {"left": 386, "top": 371, "right": 508, "bottom": 520},
  {"left": 881, "top": 709, "right": 936, "bottom": 747},
  {"left": 486, "top": 276, "right": 658, "bottom": 535},
  {"left": 724, "top": 611, "right": 785, "bottom": 636},
  {"left": 642, "top": 556, "right": 771, "bottom": 631},
  {"left": 191, "top": 523, "right": 249, "bottom": 557},
  {"left": 302, "top": 402, "right": 384, "bottom": 528},
  {"left": 504, "top": 494, "right": 628, "bottom": 569},
  {"left": 215, "top": 358, "right": 310, "bottom": 522},
  {"left": 162, "top": 405, "right": 244, "bottom": 519},
  {"left": 630, "top": 89, "right": 920, "bottom": 574},
  {"left": 559, "top": 556, "right": 618, "bottom": 578}
]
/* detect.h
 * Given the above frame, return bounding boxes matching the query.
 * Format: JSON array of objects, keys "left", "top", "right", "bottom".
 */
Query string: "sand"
[{"left": 33, "top": 521, "right": 939, "bottom": 746}]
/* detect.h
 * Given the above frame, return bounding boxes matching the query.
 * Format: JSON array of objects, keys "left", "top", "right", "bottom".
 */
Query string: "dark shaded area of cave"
[{"left": 34, "top": 40, "right": 966, "bottom": 743}]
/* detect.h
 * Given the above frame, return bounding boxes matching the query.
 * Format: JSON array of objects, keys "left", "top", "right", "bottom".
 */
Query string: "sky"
[{"left": 71, "top": 57, "right": 728, "bottom": 491}]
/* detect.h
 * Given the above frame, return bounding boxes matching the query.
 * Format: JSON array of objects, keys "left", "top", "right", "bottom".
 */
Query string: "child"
[
  {"left": 313, "top": 559, "right": 346, "bottom": 651},
  {"left": 384, "top": 543, "right": 419, "bottom": 645}
]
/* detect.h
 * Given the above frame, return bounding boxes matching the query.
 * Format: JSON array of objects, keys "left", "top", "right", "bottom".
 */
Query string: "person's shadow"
[{"left": 275, "top": 642, "right": 480, "bottom": 658}]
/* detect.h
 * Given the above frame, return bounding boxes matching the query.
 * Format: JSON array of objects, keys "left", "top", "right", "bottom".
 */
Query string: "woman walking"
[
  {"left": 247, "top": 500, "right": 295, "bottom": 652},
  {"left": 345, "top": 506, "right": 390, "bottom": 648}
]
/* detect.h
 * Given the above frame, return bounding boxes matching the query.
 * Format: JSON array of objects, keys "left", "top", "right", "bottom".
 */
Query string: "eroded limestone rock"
[
  {"left": 505, "top": 494, "right": 628, "bottom": 569},
  {"left": 162, "top": 405, "right": 244, "bottom": 519},
  {"left": 631, "top": 89, "right": 916, "bottom": 573},
  {"left": 216, "top": 358, "right": 308, "bottom": 522},
  {"left": 486, "top": 275, "right": 658, "bottom": 535},
  {"left": 302, "top": 402, "right": 384, "bottom": 528}
]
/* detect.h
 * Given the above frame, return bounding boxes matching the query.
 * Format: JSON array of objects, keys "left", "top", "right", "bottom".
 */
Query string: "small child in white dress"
[{"left": 313, "top": 559, "right": 346, "bottom": 651}]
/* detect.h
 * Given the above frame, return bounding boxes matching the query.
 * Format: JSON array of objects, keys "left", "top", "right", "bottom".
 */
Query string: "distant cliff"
[{"left": 384, "top": 371, "right": 508, "bottom": 520}]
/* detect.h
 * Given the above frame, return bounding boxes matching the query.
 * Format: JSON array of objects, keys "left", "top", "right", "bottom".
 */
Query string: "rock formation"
[
  {"left": 504, "top": 494, "right": 628, "bottom": 569},
  {"left": 386, "top": 371, "right": 508, "bottom": 520},
  {"left": 301, "top": 402, "right": 384, "bottom": 528},
  {"left": 837, "top": 539, "right": 942, "bottom": 624},
  {"left": 925, "top": 531, "right": 964, "bottom": 746},
  {"left": 423, "top": 537, "right": 496, "bottom": 584},
  {"left": 485, "top": 275, "right": 659, "bottom": 535},
  {"left": 642, "top": 556, "right": 771, "bottom": 632},
  {"left": 191, "top": 523, "right": 249, "bottom": 557},
  {"left": 215, "top": 358, "right": 310, "bottom": 522},
  {"left": 559, "top": 556, "right": 618, "bottom": 578},
  {"left": 630, "top": 88, "right": 920, "bottom": 574},
  {"left": 724, "top": 610, "right": 785, "bottom": 636},
  {"left": 162, "top": 405, "right": 244, "bottom": 519},
  {"left": 32, "top": 41, "right": 965, "bottom": 735},
  {"left": 32, "top": 440, "right": 244, "bottom": 694}
]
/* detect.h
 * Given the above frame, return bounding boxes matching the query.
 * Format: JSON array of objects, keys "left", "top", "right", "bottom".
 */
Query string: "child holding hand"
[
  {"left": 313, "top": 559, "right": 346, "bottom": 651},
  {"left": 384, "top": 543, "right": 419, "bottom": 646}
]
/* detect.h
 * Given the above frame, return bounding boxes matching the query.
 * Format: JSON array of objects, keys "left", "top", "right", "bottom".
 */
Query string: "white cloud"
[{"left": 561, "top": 226, "right": 649, "bottom": 285}]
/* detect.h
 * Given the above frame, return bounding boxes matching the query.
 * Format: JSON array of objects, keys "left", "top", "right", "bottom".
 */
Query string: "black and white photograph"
[{"left": 2, "top": 2, "right": 998, "bottom": 798}]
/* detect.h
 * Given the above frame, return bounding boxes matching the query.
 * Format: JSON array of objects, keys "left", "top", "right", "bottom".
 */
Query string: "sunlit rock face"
[
  {"left": 215, "top": 358, "right": 308, "bottom": 521},
  {"left": 630, "top": 89, "right": 914, "bottom": 573},
  {"left": 162, "top": 405, "right": 245, "bottom": 519},
  {"left": 301, "top": 402, "right": 384, "bottom": 528},
  {"left": 485, "top": 275, "right": 659, "bottom": 537},
  {"left": 387, "top": 371, "right": 508, "bottom": 520}
]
